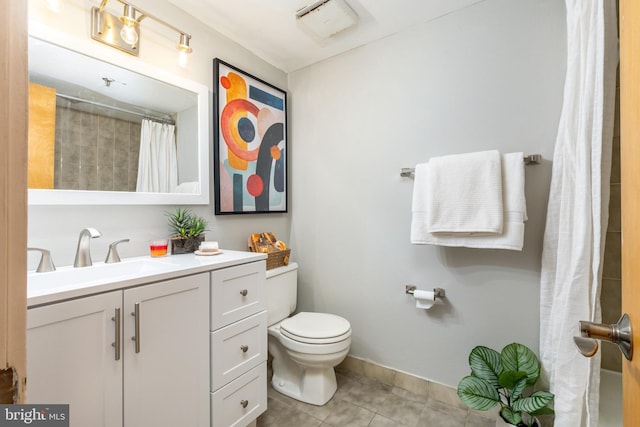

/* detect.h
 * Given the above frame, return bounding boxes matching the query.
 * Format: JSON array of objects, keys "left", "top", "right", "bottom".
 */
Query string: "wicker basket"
[
  {"left": 265, "top": 249, "right": 290, "bottom": 270},
  {"left": 248, "top": 233, "right": 290, "bottom": 270}
]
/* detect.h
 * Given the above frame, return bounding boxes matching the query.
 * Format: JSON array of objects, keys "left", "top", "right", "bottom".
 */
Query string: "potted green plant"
[
  {"left": 166, "top": 208, "right": 208, "bottom": 254},
  {"left": 457, "top": 343, "right": 554, "bottom": 427}
]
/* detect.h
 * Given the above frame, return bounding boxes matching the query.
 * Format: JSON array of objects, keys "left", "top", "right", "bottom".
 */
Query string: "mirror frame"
[{"left": 27, "top": 25, "right": 210, "bottom": 206}]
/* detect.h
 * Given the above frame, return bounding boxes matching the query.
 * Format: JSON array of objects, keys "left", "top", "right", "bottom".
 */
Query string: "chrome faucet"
[
  {"left": 28, "top": 247, "right": 56, "bottom": 273},
  {"left": 74, "top": 228, "right": 102, "bottom": 268},
  {"left": 105, "top": 239, "right": 130, "bottom": 263}
]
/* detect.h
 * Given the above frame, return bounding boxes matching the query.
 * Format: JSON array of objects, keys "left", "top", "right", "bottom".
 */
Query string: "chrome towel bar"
[{"left": 400, "top": 154, "right": 542, "bottom": 177}]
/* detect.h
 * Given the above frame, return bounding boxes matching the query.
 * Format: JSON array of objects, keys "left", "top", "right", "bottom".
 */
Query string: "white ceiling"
[{"left": 168, "top": 0, "right": 487, "bottom": 73}]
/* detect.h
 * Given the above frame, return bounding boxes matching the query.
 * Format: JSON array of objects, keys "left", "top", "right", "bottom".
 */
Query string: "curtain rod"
[{"left": 55, "top": 93, "right": 175, "bottom": 125}]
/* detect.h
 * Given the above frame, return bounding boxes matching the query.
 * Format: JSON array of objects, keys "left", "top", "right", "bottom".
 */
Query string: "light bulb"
[
  {"left": 177, "top": 34, "right": 192, "bottom": 67},
  {"left": 178, "top": 50, "right": 189, "bottom": 68},
  {"left": 120, "top": 24, "right": 139, "bottom": 46}
]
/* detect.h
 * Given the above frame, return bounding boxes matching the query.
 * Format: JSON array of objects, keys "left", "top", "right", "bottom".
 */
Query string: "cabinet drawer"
[
  {"left": 211, "top": 311, "right": 267, "bottom": 390},
  {"left": 210, "top": 363, "right": 267, "bottom": 427},
  {"left": 211, "top": 261, "right": 265, "bottom": 329}
]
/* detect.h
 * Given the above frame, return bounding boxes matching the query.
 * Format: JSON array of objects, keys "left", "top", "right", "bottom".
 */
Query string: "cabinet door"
[
  {"left": 123, "top": 273, "right": 209, "bottom": 427},
  {"left": 27, "top": 291, "right": 123, "bottom": 427}
]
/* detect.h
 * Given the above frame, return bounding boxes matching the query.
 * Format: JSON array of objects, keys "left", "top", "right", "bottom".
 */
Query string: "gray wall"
[{"left": 288, "top": 0, "right": 566, "bottom": 387}]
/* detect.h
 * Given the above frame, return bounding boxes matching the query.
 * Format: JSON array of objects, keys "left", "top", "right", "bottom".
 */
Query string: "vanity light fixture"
[
  {"left": 177, "top": 33, "right": 192, "bottom": 68},
  {"left": 91, "top": 0, "right": 193, "bottom": 59}
]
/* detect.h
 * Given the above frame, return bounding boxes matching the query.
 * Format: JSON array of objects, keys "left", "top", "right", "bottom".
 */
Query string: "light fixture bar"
[
  {"left": 92, "top": 0, "right": 193, "bottom": 57},
  {"left": 112, "top": 0, "right": 192, "bottom": 42},
  {"left": 91, "top": 6, "right": 139, "bottom": 56}
]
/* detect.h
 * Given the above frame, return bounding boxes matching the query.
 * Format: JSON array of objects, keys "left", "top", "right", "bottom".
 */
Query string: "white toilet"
[{"left": 265, "top": 262, "right": 352, "bottom": 406}]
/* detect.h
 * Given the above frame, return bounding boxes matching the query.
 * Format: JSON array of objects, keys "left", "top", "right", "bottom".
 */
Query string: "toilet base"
[
  {"left": 267, "top": 319, "right": 350, "bottom": 406},
  {"left": 271, "top": 361, "right": 337, "bottom": 406}
]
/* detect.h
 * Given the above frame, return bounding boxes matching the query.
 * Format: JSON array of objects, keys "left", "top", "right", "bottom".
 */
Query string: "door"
[
  {"left": 0, "top": 0, "right": 28, "bottom": 404},
  {"left": 27, "top": 292, "right": 123, "bottom": 427},
  {"left": 619, "top": 0, "right": 640, "bottom": 425},
  {"left": 123, "top": 273, "right": 209, "bottom": 427}
]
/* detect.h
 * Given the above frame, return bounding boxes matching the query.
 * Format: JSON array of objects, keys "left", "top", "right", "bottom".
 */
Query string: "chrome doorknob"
[{"left": 573, "top": 313, "right": 632, "bottom": 360}]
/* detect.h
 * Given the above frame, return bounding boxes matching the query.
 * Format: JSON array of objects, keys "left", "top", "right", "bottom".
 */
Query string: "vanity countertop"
[{"left": 27, "top": 250, "right": 267, "bottom": 308}]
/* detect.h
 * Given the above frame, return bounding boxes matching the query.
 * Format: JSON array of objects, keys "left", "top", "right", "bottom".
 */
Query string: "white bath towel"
[
  {"left": 425, "top": 150, "right": 503, "bottom": 234},
  {"left": 411, "top": 152, "right": 527, "bottom": 251}
]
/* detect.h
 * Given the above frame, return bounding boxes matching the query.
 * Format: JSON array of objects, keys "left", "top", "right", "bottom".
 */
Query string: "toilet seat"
[{"left": 280, "top": 312, "right": 351, "bottom": 344}]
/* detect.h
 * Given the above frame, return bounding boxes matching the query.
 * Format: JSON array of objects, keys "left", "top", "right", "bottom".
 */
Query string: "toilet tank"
[{"left": 265, "top": 262, "right": 298, "bottom": 326}]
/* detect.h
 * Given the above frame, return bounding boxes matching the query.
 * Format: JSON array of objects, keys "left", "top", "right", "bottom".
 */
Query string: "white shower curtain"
[
  {"left": 539, "top": 1, "right": 617, "bottom": 427},
  {"left": 136, "top": 119, "right": 178, "bottom": 193}
]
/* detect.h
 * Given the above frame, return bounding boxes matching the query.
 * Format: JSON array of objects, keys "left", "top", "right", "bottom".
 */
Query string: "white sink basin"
[{"left": 28, "top": 258, "right": 182, "bottom": 298}]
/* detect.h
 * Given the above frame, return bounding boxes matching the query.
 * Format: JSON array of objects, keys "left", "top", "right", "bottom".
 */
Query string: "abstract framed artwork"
[{"left": 213, "top": 59, "right": 287, "bottom": 214}]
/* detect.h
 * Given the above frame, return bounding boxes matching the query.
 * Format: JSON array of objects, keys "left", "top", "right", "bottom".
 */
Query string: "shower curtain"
[
  {"left": 539, "top": 1, "right": 618, "bottom": 427},
  {"left": 136, "top": 119, "right": 178, "bottom": 193}
]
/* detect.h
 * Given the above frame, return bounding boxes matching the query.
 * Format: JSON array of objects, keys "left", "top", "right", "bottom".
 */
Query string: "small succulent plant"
[{"left": 166, "top": 208, "right": 208, "bottom": 238}]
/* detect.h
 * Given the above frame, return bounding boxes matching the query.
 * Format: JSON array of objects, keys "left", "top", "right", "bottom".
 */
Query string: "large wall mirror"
[{"left": 27, "top": 35, "right": 210, "bottom": 205}]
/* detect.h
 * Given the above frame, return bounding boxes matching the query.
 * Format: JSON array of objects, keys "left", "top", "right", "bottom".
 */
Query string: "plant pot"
[
  {"left": 171, "top": 235, "right": 205, "bottom": 254},
  {"left": 497, "top": 415, "right": 540, "bottom": 427}
]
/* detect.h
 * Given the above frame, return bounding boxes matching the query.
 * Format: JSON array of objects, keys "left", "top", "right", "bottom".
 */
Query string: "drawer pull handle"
[
  {"left": 240, "top": 345, "right": 249, "bottom": 353},
  {"left": 240, "top": 400, "right": 249, "bottom": 408},
  {"left": 239, "top": 289, "right": 248, "bottom": 296}
]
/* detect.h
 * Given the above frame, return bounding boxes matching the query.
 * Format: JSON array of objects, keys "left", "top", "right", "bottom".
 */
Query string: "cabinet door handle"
[
  {"left": 239, "top": 289, "right": 248, "bottom": 296},
  {"left": 131, "top": 302, "right": 140, "bottom": 353},
  {"left": 240, "top": 400, "right": 248, "bottom": 408},
  {"left": 112, "top": 307, "right": 121, "bottom": 361},
  {"left": 240, "top": 345, "right": 249, "bottom": 353}
]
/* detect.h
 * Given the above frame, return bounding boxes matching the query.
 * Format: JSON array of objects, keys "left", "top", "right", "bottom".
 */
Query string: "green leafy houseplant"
[
  {"left": 166, "top": 208, "right": 208, "bottom": 254},
  {"left": 457, "top": 343, "right": 554, "bottom": 427}
]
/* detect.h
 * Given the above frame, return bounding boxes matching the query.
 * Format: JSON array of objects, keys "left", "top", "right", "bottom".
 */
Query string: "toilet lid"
[{"left": 280, "top": 312, "right": 351, "bottom": 344}]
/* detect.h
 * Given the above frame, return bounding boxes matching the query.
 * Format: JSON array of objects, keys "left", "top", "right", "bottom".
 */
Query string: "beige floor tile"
[
  {"left": 323, "top": 400, "right": 376, "bottom": 427},
  {"left": 368, "top": 414, "right": 403, "bottom": 427},
  {"left": 340, "top": 378, "right": 393, "bottom": 412},
  {"left": 466, "top": 412, "right": 497, "bottom": 427},
  {"left": 362, "top": 360, "right": 396, "bottom": 386},
  {"left": 392, "top": 370, "right": 429, "bottom": 398},
  {"left": 418, "top": 398, "right": 468, "bottom": 426},
  {"left": 376, "top": 393, "right": 426, "bottom": 426},
  {"left": 429, "top": 380, "right": 467, "bottom": 410},
  {"left": 258, "top": 362, "right": 500, "bottom": 427}
]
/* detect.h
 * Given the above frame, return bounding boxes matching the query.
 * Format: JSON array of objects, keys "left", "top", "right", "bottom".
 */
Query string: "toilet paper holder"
[{"left": 405, "top": 285, "right": 445, "bottom": 300}]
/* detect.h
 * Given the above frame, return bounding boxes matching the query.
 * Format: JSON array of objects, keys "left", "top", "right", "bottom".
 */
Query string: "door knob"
[{"left": 573, "top": 313, "right": 632, "bottom": 360}]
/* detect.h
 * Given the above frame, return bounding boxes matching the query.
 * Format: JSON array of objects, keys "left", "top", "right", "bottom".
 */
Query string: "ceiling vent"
[{"left": 296, "top": 0, "right": 359, "bottom": 39}]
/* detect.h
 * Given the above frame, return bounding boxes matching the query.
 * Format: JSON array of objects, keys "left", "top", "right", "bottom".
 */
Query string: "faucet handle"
[
  {"left": 28, "top": 247, "right": 56, "bottom": 273},
  {"left": 105, "top": 239, "right": 130, "bottom": 264}
]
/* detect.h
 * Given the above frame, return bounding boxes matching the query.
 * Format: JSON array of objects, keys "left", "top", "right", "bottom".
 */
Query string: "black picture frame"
[{"left": 213, "top": 59, "right": 288, "bottom": 215}]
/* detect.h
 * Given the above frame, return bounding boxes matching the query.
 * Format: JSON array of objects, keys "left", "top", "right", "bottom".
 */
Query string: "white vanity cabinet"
[
  {"left": 122, "top": 273, "right": 209, "bottom": 427},
  {"left": 210, "top": 262, "right": 268, "bottom": 427},
  {"left": 27, "top": 273, "right": 209, "bottom": 427},
  {"left": 27, "top": 291, "right": 123, "bottom": 427}
]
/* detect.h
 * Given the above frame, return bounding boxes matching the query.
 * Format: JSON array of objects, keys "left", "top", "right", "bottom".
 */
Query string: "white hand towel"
[
  {"left": 426, "top": 150, "right": 504, "bottom": 234},
  {"left": 410, "top": 163, "right": 432, "bottom": 243},
  {"left": 411, "top": 152, "right": 527, "bottom": 251}
]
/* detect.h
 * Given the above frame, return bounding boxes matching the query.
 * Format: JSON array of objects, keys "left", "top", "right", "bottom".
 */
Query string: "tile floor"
[{"left": 257, "top": 366, "right": 496, "bottom": 427}]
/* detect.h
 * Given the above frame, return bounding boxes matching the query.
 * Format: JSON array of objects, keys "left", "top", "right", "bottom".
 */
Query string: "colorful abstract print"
[{"left": 217, "top": 63, "right": 286, "bottom": 213}]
